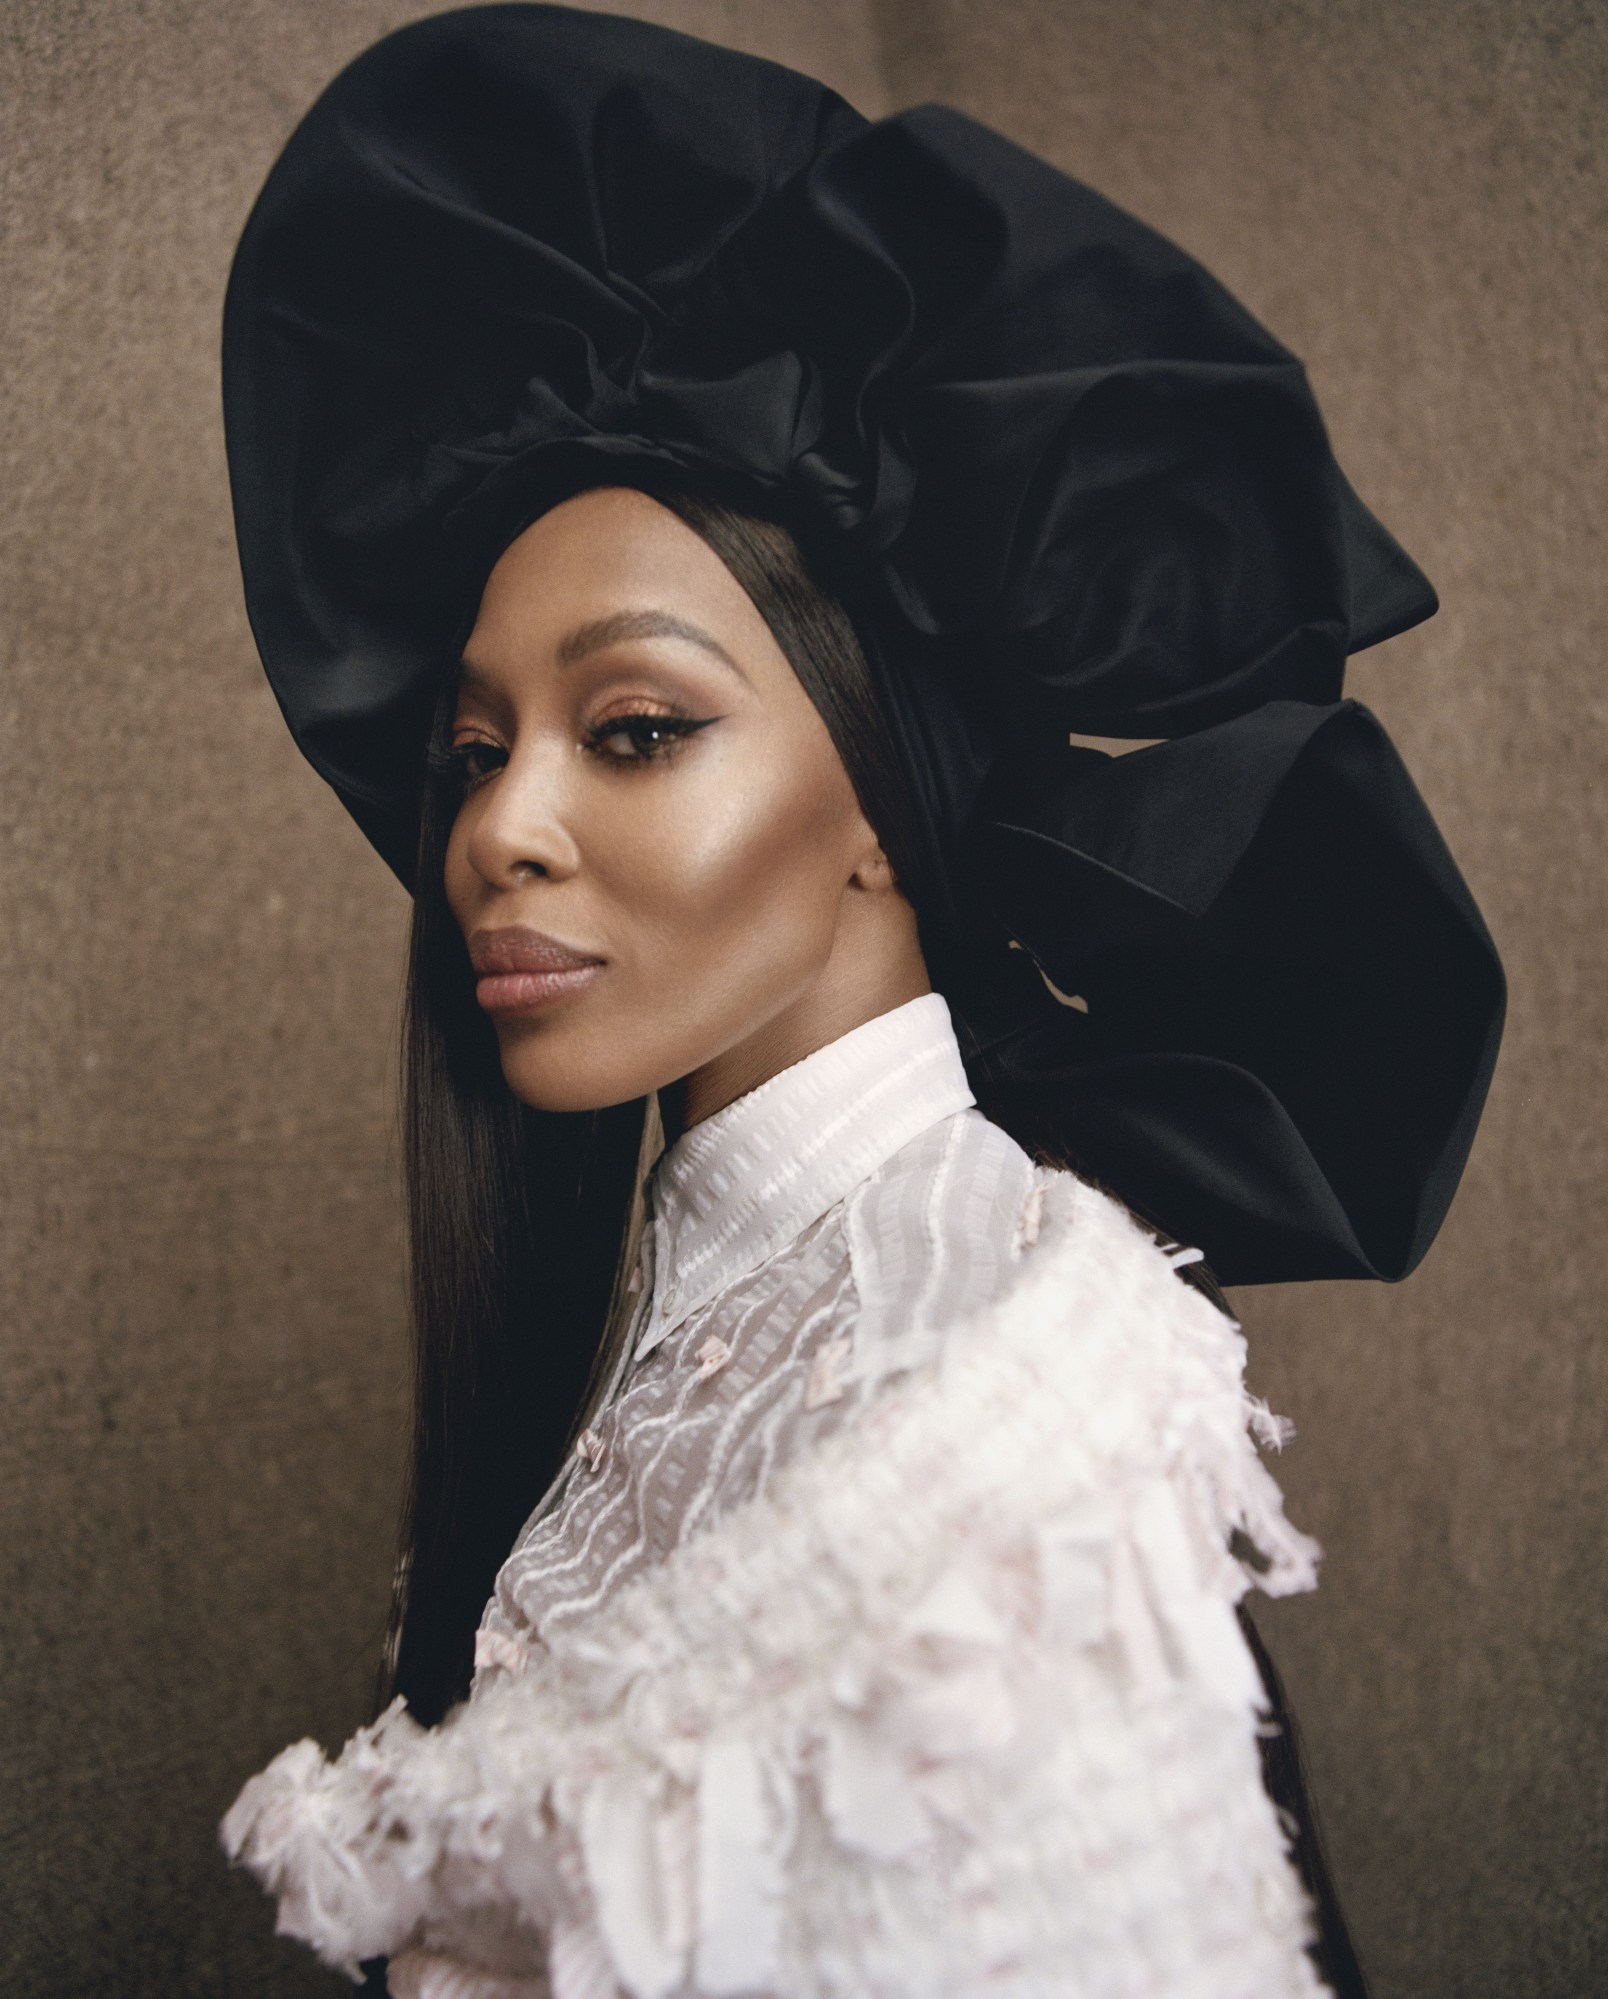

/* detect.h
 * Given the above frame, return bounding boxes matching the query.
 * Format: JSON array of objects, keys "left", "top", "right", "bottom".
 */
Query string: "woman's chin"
[{"left": 495, "top": 1038, "right": 661, "bottom": 1116}]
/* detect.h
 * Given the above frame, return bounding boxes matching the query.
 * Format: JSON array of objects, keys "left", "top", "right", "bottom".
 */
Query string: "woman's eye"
[
  {"left": 443, "top": 739, "right": 507, "bottom": 789},
  {"left": 585, "top": 712, "right": 714, "bottom": 763}
]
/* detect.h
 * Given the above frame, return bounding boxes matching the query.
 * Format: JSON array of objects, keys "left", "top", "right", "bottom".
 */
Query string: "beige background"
[{"left": 1, "top": 2, "right": 1601, "bottom": 1993}]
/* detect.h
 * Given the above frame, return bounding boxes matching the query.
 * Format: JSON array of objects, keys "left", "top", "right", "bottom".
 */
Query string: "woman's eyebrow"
[{"left": 555, "top": 609, "right": 751, "bottom": 684}]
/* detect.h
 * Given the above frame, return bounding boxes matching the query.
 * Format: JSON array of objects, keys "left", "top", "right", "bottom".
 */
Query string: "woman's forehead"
[{"left": 461, "top": 490, "right": 788, "bottom": 693}]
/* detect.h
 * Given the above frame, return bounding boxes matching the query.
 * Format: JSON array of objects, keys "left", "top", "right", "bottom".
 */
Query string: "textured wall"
[
  {"left": 867, "top": 3, "right": 1607, "bottom": 1993},
  {"left": 0, "top": 2, "right": 1599, "bottom": 1995}
]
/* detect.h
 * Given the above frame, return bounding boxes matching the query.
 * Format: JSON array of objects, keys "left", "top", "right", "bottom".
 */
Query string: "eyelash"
[
  {"left": 585, "top": 710, "right": 715, "bottom": 765},
  {"left": 431, "top": 710, "right": 714, "bottom": 791}
]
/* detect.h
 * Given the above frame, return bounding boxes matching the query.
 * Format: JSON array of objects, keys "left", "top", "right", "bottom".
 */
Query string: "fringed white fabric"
[{"left": 222, "top": 1172, "right": 1326, "bottom": 1998}]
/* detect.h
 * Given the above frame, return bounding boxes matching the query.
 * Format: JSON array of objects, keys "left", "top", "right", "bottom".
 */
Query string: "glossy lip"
[{"left": 469, "top": 926, "right": 605, "bottom": 1019}]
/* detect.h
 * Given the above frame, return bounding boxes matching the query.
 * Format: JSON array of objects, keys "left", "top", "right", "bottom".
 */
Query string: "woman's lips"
[{"left": 469, "top": 927, "right": 605, "bottom": 1018}]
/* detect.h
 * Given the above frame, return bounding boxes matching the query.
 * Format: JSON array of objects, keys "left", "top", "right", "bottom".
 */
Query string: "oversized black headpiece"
[{"left": 223, "top": 3, "right": 1504, "bottom": 1284}]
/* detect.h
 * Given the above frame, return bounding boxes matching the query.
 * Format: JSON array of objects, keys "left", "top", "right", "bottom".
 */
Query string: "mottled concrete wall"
[{"left": 1, "top": 2, "right": 1599, "bottom": 1995}]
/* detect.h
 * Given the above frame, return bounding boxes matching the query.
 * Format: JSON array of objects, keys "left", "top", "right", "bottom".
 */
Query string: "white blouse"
[
  {"left": 475, "top": 992, "right": 1038, "bottom": 1677},
  {"left": 223, "top": 993, "right": 1329, "bottom": 1999}
]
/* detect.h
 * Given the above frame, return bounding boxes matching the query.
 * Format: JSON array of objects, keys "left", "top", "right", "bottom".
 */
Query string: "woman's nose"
[{"left": 463, "top": 746, "right": 582, "bottom": 886}]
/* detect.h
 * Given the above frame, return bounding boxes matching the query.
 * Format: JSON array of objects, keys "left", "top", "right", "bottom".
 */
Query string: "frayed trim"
[{"left": 223, "top": 1173, "right": 1326, "bottom": 1999}]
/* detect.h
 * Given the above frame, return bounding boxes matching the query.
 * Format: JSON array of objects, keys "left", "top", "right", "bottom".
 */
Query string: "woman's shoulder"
[
  {"left": 844, "top": 1149, "right": 1244, "bottom": 1436},
  {"left": 834, "top": 1151, "right": 1321, "bottom": 1611},
  {"left": 835, "top": 1103, "right": 1038, "bottom": 1353},
  {"left": 837, "top": 1107, "right": 1224, "bottom": 1394}
]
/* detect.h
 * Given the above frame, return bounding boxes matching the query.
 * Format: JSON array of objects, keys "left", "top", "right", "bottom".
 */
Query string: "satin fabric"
[{"left": 221, "top": 3, "right": 1504, "bottom": 1281}]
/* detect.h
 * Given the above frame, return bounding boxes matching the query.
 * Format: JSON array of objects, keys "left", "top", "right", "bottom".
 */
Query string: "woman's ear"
[{"left": 850, "top": 842, "right": 897, "bottom": 893}]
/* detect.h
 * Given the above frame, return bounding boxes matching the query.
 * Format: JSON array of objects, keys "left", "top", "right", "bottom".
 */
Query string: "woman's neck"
[{"left": 675, "top": 899, "right": 931, "bottom": 1133}]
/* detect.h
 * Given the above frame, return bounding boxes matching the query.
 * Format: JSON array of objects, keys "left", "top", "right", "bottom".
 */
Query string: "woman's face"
[{"left": 444, "top": 486, "right": 919, "bottom": 1119}]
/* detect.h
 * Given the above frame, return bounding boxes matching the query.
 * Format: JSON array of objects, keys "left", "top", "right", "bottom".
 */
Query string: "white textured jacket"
[{"left": 223, "top": 994, "right": 1327, "bottom": 1999}]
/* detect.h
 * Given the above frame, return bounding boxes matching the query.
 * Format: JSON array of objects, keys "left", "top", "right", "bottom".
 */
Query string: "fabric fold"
[{"left": 967, "top": 700, "right": 1506, "bottom": 1280}]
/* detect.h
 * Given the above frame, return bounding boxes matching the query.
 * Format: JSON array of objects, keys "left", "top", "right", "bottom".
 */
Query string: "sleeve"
[{"left": 222, "top": 1172, "right": 1329, "bottom": 1999}]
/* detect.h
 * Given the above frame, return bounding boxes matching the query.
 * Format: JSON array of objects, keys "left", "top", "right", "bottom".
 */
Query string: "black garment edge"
[
  {"left": 1240, "top": 1606, "right": 1372, "bottom": 1999},
  {"left": 1173, "top": 1253, "right": 1369, "bottom": 1998}
]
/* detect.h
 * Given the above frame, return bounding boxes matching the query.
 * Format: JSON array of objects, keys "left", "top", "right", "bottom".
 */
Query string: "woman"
[{"left": 217, "top": 10, "right": 1505, "bottom": 1997}]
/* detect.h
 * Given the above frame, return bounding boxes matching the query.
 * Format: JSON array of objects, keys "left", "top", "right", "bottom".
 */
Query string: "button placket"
[
  {"left": 629, "top": 1204, "right": 676, "bottom": 1365},
  {"left": 657, "top": 1207, "right": 681, "bottom": 1319},
  {"left": 628, "top": 1231, "right": 654, "bottom": 1338}
]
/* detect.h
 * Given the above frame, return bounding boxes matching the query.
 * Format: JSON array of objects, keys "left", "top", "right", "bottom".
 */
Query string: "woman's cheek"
[{"left": 602, "top": 758, "right": 844, "bottom": 966}]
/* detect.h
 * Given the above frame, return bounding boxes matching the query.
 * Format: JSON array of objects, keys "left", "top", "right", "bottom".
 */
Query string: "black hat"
[{"left": 223, "top": 2, "right": 1504, "bottom": 1284}]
